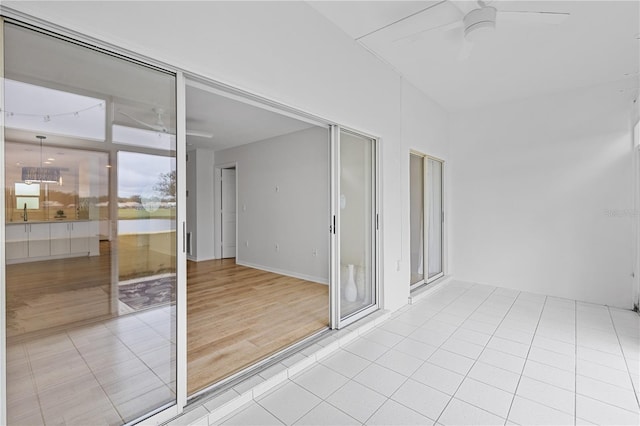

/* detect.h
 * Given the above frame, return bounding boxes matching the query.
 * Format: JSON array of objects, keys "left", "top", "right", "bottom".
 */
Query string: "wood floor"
[
  {"left": 6, "top": 245, "right": 329, "bottom": 396},
  {"left": 6, "top": 241, "right": 113, "bottom": 337},
  {"left": 187, "top": 258, "right": 329, "bottom": 394}
]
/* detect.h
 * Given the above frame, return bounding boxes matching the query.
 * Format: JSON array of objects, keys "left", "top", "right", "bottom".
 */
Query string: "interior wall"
[
  {"left": 215, "top": 127, "right": 329, "bottom": 283},
  {"left": 186, "top": 148, "right": 216, "bottom": 261},
  {"left": 186, "top": 149, "right": 197, "bottom": 259},
  {"left": 450, "top": 83, "right": 635, "bottom": 308}
]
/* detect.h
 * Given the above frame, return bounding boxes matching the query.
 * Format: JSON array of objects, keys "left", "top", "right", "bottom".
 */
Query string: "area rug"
[{"left": 118, "top": 275, "right": 176, "bottom": 311}]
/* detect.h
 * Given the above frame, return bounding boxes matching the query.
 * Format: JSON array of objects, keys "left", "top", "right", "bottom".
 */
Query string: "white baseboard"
[
  {"left": 187, "top": 255, "right": 218, "bottom": 262},
  {"left": 236, "top": 260, "right": 328, "bottom": 285}
]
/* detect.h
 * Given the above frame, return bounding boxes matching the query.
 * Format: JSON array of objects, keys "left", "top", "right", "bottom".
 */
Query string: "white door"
[{"left": 221, "top": 168, "right": 236, "bottom": 259}]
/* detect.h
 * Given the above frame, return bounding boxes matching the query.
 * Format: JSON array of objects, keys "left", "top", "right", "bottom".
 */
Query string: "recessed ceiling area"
[
  {"left": 310, "top": 0, "right": 640, "bottom": 111},
  {"left": 186, "top": 81, "right": 320, "bottom": 151}
]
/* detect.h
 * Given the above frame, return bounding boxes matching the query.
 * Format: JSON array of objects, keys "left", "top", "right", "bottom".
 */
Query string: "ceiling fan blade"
[
  {"left": 393, "top": 20, "right": 463, "bottom": 44},
  {"left": 119, "top": 110, "right": 165, "bottom": 132},
  {"left": 498, "top": 10, "right": 570, "bottom": 25},
  {"left": 457, "top": 38, "right": 474, "bottom": 61},
  {"left": 186, "top": 130, "right": 214, "bottom": 139}
]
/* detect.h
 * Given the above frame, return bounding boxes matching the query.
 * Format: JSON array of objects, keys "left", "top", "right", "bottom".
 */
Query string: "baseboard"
[
  {"left": 187, "top": 255, "right": 218, "bottom": 262},
  {"left": 236, "top": 260, "right": 328, "bottom": 285}
]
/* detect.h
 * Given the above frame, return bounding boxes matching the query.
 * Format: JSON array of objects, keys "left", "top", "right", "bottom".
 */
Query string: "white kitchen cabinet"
[
  {"left": 5, "top": 223, "right": 50, "bottom": 260},
  {"left": 50, "top": 221, "right": 91, "bottom": 255},
  {"left": 28, "top": 223, "right": 50, "bottom": 258},
  {"left": 50, "top": 222, "right": 71, "bottom": 255},
  {"left": 5, "top": 223, "right": 28, "bottom": 260},
  {"left": 5, "top": 221, "right": 98, "bottom": 263},
  {"left": 70, "top": 221, "right": 90, "bottom": 254}
]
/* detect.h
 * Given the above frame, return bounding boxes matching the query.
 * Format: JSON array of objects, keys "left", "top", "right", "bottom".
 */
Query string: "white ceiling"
[
  {"left": 309, "top": 0, "right": 640, "bottom": 111},
  {"left": 185, "top": 83, "right": 318, "bottom": 151}
]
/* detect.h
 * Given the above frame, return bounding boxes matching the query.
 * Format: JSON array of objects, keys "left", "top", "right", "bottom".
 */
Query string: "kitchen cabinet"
[
  {"left": 5, "top": 223, "right": 28, "bottom": 260},
  {"left": 6, "top": 221, "right": 98, "bottom": 263},
  {"left": 6, "top": 223, "right": 50, "bottom": 260},
  {"left": 51, "top": 221, "right": 91, "bottom": 255}
]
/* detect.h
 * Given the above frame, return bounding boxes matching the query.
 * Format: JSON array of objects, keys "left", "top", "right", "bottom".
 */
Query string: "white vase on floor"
[
  {"left": 355, "top": 265, "right": 365, "bottom": 301},
  {"left": 345, "top": 264, "right": 357, "bottom": 302}
]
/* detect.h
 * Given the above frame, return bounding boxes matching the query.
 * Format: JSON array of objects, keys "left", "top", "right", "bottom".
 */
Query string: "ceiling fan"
[
  {"left": 119, "top": 108, "right": 214, "bottom": 138},
  {"left": 396, "top": 0, "right": 570, "bottom": 60}
]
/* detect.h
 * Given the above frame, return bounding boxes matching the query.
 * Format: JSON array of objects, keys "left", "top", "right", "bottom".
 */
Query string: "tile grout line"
[
  {"left": 358, "top": 285, "right": 479, "bottom": 425},
  {"left": 308, "top": 284, "right": 476, "bottom": 425},
  {"left": 413, "top": 284, "right": 512, "bottom": 425},
  {"left": 606, "top": 306, "right": 640, "bottom": 410},
  {"left": 503, "top": 295, "right": 548, "bottom": 424},
  {"left": 110, "top": 315, "right": 177, "bottom": 404},
  {"left": 363, "top": 284, "right": 487, "bottom": 425},
  {"left": 66, "top": 328, "right": 126, "bottom": 424},
  {"left": 21, "top": 342, "right": 47, "bottom": 426},
  {"left": 246, "top": 312, "right": 394, "bottom": 425}
]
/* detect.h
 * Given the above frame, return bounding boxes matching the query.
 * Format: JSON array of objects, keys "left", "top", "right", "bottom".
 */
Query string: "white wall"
[
  {"left": 186, "top": 148, "right": 216, "bottom": 261},
  {"left": 215, "top": 127, "right": 329, "bottom": 283},
  {"left": 400, "top": 80, "right": 451, "bottom": 297},
  {"left": 450, "top": 83, "right": 635, "bottom": 308},
  {"left": 186, "top": 150, "right": 197, "bottom": 259}
]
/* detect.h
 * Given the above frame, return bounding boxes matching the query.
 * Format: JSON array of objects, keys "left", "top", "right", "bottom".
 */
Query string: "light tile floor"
[
  {"left": 6, "top": 305, "right": 176, "bottom": 425},
  {"left": 216, "top": 281, "right": 640, "bottom": 425}
]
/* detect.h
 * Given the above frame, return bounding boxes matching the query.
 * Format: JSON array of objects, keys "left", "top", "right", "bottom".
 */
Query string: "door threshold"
[{"left": 409, "top": 275, "right": 452, "bottom": 304}]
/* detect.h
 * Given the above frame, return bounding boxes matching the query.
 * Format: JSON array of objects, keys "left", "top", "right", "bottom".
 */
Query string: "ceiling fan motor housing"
[{"left": 464, "top": 6, "right": 497, "bottom": 39}]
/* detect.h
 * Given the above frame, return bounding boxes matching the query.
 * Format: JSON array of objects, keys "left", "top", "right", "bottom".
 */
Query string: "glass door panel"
[
  {"left": 338, "top": 129, "right": 376, "bottom": 321},
  {"left": 426, "top": 158, "right": 443, "bottom": 280},
  {"left": 410, "top": 154, "right": 444, "bottom": 289},
  {"left": 409, "top": 154, "right": 424, "bottom": 286},
  {"left": 3, "top": 22, "right": 178, "bottom": 425}
]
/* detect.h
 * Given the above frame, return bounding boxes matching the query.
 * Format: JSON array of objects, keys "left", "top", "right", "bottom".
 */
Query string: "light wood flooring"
[
  {"left": 6, "top": 241, "right": 113, "bottom": 337},
  {"left": 187, "top": 258, "right": 329, "bottom": 394},
  {"left": 6, "top": 245, "right": 329, "bottom": 415}
]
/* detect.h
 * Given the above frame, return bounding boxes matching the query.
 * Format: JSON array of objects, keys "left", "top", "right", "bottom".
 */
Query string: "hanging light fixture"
[{"left": 22, "top": 135, "right": 61, "bottom": 184}]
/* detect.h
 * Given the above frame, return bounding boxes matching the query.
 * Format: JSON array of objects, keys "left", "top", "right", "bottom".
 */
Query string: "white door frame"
[
  {"left": 633, "top": 120, "right": 640, "bottom": 310},
  {"left": 0, "top": 16, "right": 7, "bottom": 426},
  {"left": 214, "top": 162, "right": 238, "bottom": 260},
  {"left": 330, "top": 125, "right": 380, "bottom": 329}
]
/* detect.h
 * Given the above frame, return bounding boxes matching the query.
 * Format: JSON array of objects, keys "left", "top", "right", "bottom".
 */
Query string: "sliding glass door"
[
  {"left": 2, "top": 22, "right": 180, "bottom": 425},
  {"left": 332, "top": 127, "right": 378, "bottom": 327},
  {"left": 410, "top": 153, "right": 444, "bottom": 290}
]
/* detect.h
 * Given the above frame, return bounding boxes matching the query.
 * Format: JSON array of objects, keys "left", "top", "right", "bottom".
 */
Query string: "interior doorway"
[
  {"left": 220, "top": 166, "right": 236, "bottom": 259},
  {"left": 185, "top": 79, "right": 331, "bottom": 395}
]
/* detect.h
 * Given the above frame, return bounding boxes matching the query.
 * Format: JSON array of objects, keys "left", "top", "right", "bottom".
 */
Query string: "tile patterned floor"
[
  {"left": 6, "top": 305, "right": 176, "bottom": 425},
  {"left": 217, "top": 281, "right": 640, "bottom": 426}
]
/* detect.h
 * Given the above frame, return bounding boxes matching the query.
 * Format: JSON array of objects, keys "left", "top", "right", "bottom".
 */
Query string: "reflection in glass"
[
  {"left": 339, "top": 130, "right": 375, "bottom": 319},
  {"left": 117, "top": 152, "right": 176, "bottom": 313},
  {"left": 4, "top": 23, "right": 177, "bottom": 425},
  {"left": 427, "top": 158, "right": 443, "bottom": 279},
  {"left": 4, "top": 79, "right": 106, "bottom": 141},
  {"left": 410, "top": 154, "right": 424, "bottom": 286}
]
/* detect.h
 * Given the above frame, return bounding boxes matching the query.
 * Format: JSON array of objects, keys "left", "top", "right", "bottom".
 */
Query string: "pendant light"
[{"left": 22, "top": 135, "right": 61, "bottom": 184}]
